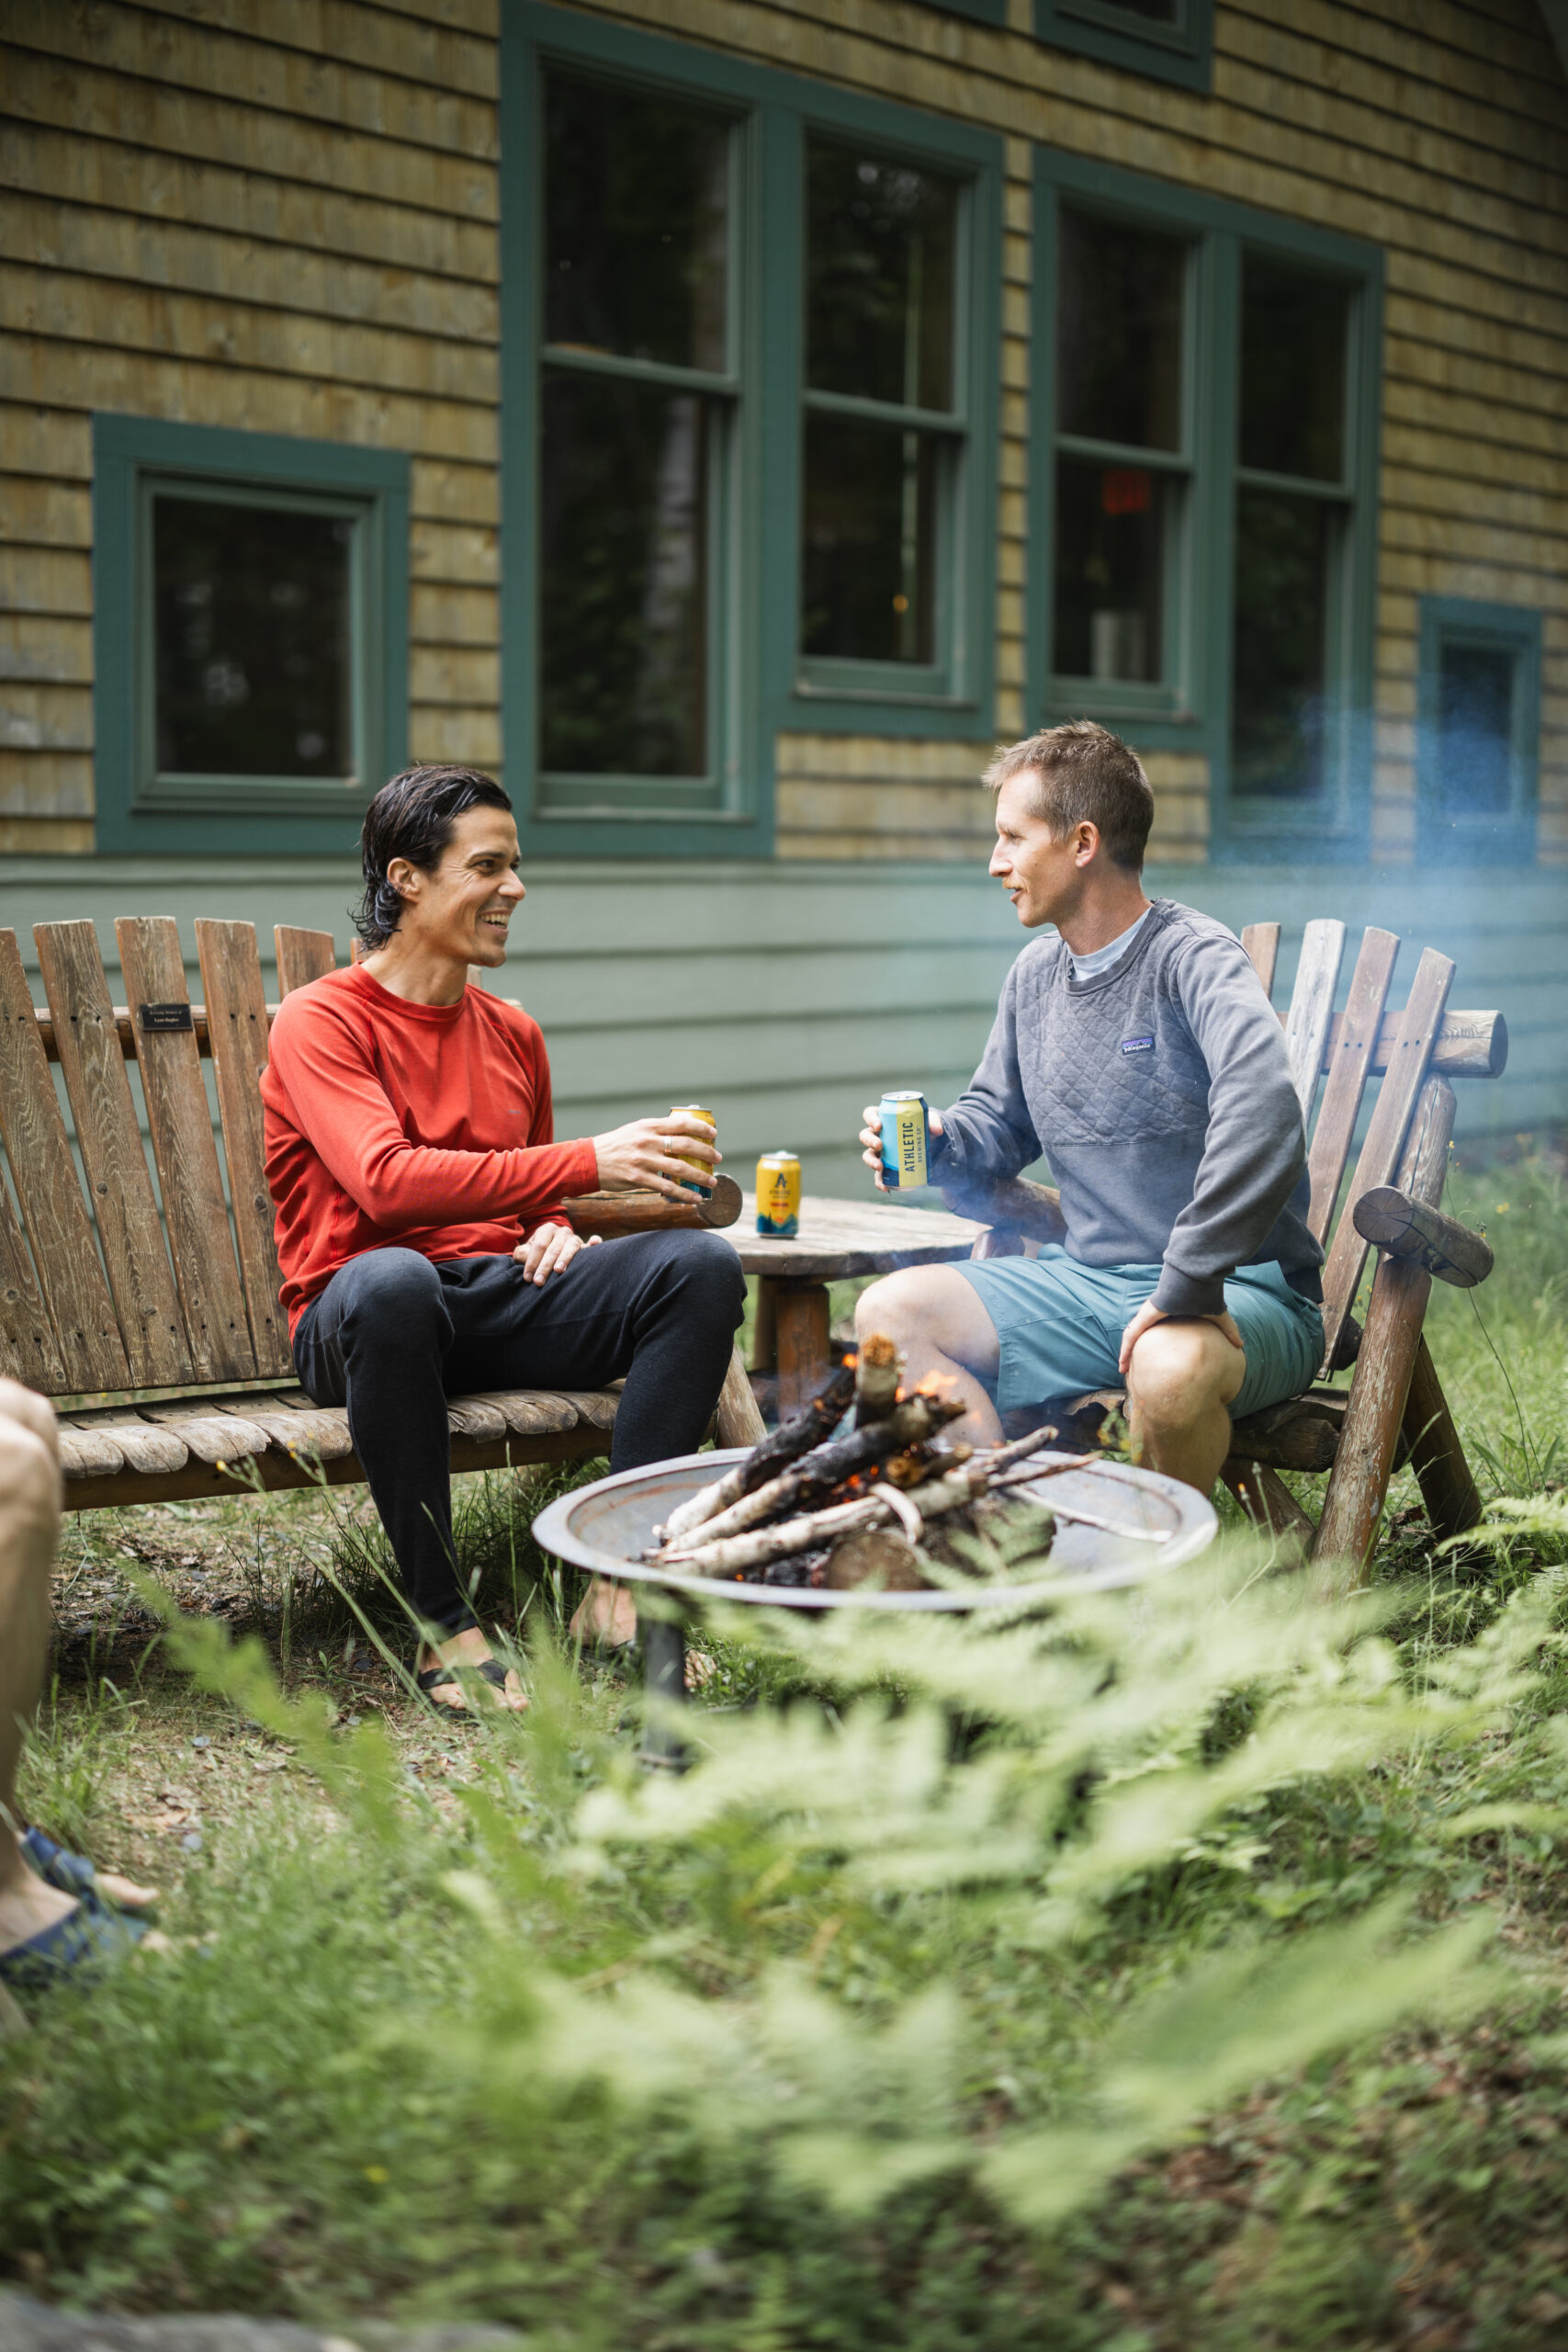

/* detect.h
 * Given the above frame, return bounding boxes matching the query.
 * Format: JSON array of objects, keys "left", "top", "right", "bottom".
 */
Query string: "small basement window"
[
  {"left": 93, "top": 415, "right": 409, "bottom": 856},
  {"left": 1416, "top": 597, "right": 1540, "bottom": 865},
  {"left": 1035, "top": 0, "right": 1213, "bottom": 92}
]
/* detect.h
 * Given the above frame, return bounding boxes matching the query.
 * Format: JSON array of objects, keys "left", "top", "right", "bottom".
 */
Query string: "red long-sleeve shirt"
[{"left": 261, "top": 964, "right": 599, "bottom": 1337}]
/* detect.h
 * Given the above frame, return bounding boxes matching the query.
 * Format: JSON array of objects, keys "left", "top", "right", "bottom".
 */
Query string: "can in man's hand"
[
  {"left": 878, "top": 1091, "right": 931, "bottom": 1192},
  {"left": 670, "top": 1104, "right": 716, "bottom": 1196},
  {"left": 755, "top": 1152, "right": 801, "bottom": 1237}
]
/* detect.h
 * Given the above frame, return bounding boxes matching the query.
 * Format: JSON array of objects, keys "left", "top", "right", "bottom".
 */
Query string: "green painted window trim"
[
  {"left": 91, "top": 413, "right": 408, "bottom": 858},
  {"left": 915, "top": 0, "right": 1007, "bottom": 29},
  {"left": 501, "top": 0, "right": 1001, "bottom": 859},
  {"left": 1416, "top": 596, "right": 1540, "bottom": 866},
  {"left": 1036, "top": 0, "right": 1213, "bottom": 91},
  {"left": 1026, "top": 150, "right": 1383, "bottom": 865}
]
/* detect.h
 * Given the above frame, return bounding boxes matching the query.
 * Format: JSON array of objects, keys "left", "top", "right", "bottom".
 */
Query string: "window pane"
[
  {"left": 1099, "top": 0, "right": 1179, "bottom": 17},
  {"left": 545, "top": 74, "right": 728, "bottom": 374},
  {"left": 1435, "top": 642, "right": 1514, "bottom": 815},
  {"left": 1231, "top": 490, "right": 1329, "bottom": 799},
  {"left": 802, "top": 415, "right": 937, "bottom": 663},
  {"left": 807, "top": 144, "right": 958, "bottom": 412},
  {"left": 153, "top": 497, "right": 351, "bottom": 776},
  {"left": 539, "top": 374, "right": 708, "bottom": 776},
  {"left": 1057, "top": 209, "right": 1183, "bottom": 453},
  {"left": 1241, "top": 260, "right": 1347, "bottom": 482},
  {"left": 1053, "top": 458, "right": 1166, "bottom": 683}
]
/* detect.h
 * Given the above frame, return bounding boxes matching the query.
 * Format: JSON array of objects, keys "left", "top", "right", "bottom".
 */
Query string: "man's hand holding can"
[{"left": 859, "top": 1097, "right": 944, "bottom": 1193}]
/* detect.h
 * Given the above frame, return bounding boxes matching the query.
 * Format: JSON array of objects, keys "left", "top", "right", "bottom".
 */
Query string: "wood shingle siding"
[{"left": 0, "top": 0, "right": 1562, "bottom": 1139}]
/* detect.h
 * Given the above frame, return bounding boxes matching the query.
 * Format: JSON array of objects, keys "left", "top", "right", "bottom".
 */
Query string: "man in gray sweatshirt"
[{"left": 855, "top": 721, "right": 1324, "bottom": 1498}]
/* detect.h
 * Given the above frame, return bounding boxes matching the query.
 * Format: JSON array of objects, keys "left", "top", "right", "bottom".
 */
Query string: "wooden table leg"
[
  {"left": 774, "top": 1279, "right": 832, "bottom": 1421},
  {"left": 752, "top": 1275, "right": 778, "bottom": 1374}
]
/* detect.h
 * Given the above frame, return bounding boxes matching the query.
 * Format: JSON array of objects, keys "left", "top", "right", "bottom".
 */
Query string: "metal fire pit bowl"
[{"left": 533, "top": 1450, "right": 1217, "bottom": 1759}]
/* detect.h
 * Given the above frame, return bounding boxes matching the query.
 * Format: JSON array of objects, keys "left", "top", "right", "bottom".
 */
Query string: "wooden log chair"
[
  {"left": 0, "top": 918, "right": 765, "bottom": 1515},
  {"left": 942, "top": 921, "right": 1506, "bottom": 1570}
]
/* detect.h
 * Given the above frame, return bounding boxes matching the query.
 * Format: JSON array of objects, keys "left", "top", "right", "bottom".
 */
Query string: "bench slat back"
[
  {"left": 197, "top": 921, "right": 292, "bottom": 1377},
  {"left": 0, "top": 928, "right": 118, "bottom": 1391},
  {"left": 1240, "top": 922, "right": 1280, "bottom": 996},
  {"left": 1303, "top": 927, "right": 1400, "bottom": 1243},
  {"left": 1315, "top": 946, "right": 1455, "bottom": 1369},
  {"left": 1282, "top": 918, "right": 1346, "bottom": 1120},
  {"left": 116, "top": 918, "right": 256, "bottom": 1385},
  {"left": 34, "top": 919, "right": 193, "bottom": 1388},
  {"left": 275, "top": 926, "right": 337, "bottom": 996}
]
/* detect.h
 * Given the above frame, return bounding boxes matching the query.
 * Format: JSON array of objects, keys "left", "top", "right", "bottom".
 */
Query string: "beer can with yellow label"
[
  {"left": 670, "top": 1104, "right": 716, "bottom": 1196},
  {"left": 878, "top": 1091, "right": 930, "bottom": 1192},
  {"left": 755, "top": 1152, "right": 801, "bottom": 1237}
]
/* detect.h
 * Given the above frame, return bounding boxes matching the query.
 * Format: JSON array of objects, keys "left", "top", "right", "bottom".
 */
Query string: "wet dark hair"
[{"left": 355, "top": 764, "right": 513, "bottom": 949}]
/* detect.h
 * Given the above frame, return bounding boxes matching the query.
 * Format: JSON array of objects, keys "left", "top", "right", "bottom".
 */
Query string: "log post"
[
  {"left": 751, "top": 1275, "right": 778, "bottom": 1374},
  {"left": 715, "top": 1343, "right": 767, "bottom": 1450},
  {"left": 1313, "top": 1077, "right": 1457, "bottom": 1574},
  {"left": 1401, "top": 1334, "right": 1483, "bottom": 1543}
]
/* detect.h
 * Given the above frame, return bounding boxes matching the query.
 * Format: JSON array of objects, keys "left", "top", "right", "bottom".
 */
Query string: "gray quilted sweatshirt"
[{"left": 932, "top": 898, "right": 1322, "bottom": 1317}]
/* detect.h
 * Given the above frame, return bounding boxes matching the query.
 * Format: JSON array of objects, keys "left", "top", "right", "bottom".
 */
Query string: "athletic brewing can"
[
  {"left": 879, "top": 1091, "right": 930, "bottom": 1191},
  {"left": 670, "top": 1103, "right": 716, "bottom": 1196},
  {"left": 755, "top": 1152, "right": 801, "bottom": 1237}
]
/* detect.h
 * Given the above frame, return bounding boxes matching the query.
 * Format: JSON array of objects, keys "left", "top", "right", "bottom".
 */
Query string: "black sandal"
[{"left": 415, "top": 1657, "right": 513, "bottom": 1716}]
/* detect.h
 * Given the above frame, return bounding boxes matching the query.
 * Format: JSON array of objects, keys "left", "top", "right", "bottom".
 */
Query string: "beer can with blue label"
[
  {"left": 756, "top": 1151, "right": 801, "bottom": 1237},
  {"left": 878, "top": 1091, "right": 930, "bottom": 1191}
]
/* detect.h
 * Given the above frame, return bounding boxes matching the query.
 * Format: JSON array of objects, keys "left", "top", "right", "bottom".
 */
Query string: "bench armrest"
[
  {"left": 939, "top": 1172, "right": 1067, "bottom": 1248},
  {"left": 563, "top": 1170, "right": 742, "bottom": 1240}
]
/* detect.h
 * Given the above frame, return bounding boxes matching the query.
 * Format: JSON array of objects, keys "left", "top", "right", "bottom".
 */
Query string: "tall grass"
[{"left": 5, "top": 1150, "right": 1568, "bottom": 2343}]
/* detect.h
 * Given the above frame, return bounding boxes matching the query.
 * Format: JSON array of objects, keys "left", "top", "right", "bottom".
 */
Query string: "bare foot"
[
  {"left": 569, "top": 1575, "right": 637, "bottom": 1649},
  {"left": 416, "top": 1624, "right": 526, "bottom": 1713},
  {"left": 96, "top": 1868, "right": 159, "bottom": 1910}
]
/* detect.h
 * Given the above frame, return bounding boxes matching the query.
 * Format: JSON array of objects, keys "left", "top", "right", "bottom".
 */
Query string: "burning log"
[
  {"left": 854, "top": 1331, "right": 902, "bottom": 1424},
  {"left": 657, "top": 1390, "right": 964, "bottom": 1556},
  {"left": 649, "top": 1347, "right": 1154, "bottom": 1596},
  {"left": 660, "top": 1359, "right": 856, "bottom": 1543}
]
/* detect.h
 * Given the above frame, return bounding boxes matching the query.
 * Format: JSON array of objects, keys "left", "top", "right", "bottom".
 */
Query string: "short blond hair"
[{"left": 984, "top": 720, "right": 1154, "bottom": 871}]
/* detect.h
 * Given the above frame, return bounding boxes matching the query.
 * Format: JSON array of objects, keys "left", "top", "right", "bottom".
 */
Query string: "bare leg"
[
  {"left": 1124, "top": 1320, "right": 1245, "bottom": 1496},
  {"left": 0, "top": 1381, "right": 77, "bottom": 1959},
  {"left": 569, "top": 1576, "right": 637, "bottom": 1648},
  {"left": 854, "top": 1267, "right": 1004, "bottom": 1448}
]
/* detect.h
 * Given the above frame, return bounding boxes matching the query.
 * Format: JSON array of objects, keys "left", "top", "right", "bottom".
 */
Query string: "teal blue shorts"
[{"left": 953, "top": 1247, "right": 1324, "bottom": 1421}]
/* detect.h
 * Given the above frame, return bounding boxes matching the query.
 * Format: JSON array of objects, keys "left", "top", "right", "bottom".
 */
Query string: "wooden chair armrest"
[
  {"left": 1350, "top": 1185, "right": 1494, "bottom": 1289},
  {"left": 563, "top": 1170, "right": 742, "bottom": 1240},
  {"left": 940, "top": 1172, "right": 1067, "bottom": 1248}
]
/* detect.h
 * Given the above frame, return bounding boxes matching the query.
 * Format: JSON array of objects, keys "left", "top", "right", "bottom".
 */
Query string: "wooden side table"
[{"left": 725, "top": 1193, "right": 987, "bottom": 1418}]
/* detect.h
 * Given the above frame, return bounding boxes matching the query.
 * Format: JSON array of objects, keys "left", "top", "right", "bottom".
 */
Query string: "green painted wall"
[{"left": 0, "top": 860, "right": 1556, "bottom": 1210}]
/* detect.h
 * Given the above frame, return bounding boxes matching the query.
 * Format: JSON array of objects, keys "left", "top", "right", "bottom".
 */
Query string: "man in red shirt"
[{"left": 262, "top": 764, "right": 744, "bottom": 1712}]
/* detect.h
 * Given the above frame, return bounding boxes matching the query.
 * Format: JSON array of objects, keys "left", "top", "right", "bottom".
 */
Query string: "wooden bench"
[
  {"left": 942, "top": 920, "right": 1506, "bottom": 1571},
  {"left": 0, "top": 918, "right": 764, "bottom": 1512}
]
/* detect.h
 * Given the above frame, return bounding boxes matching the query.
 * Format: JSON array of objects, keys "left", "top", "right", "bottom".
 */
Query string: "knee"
[
  {"left": 338, "top": 1250, "right": 447, "bottom": 1343},
  {"left": 855, "top": 1269, "right": 923, "bottom": 1343},
  {"left": 1127, "top": 1323, "right": 1239, "bottom": 1422},
  {"left": 647, "top": 1230, "right": 745, "bottom": 1326}
]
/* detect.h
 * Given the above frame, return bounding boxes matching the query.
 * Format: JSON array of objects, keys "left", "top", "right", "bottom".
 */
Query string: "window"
[
  {"left": 92, "top": 415, "right": 407, "bottom": 856},
  {"left": 1051, "top": 208, "right": 1188, "bottom": 707},
  {"left": 1416, "top": 599, "right": 1540, "bottom": 865},
  {"left": 536, "top": 74, "right": 736, "bottom": 812},
  {"left": 1035, "top": 0, "right": 1213, "bottom": 93},
  {"left": 502, "top": 3, "right": 1000, "bottom": 856},
  {"left": 1031, "top": 155, "right": 1382, "bottom": 859},
  {"left": 799, "top": 143, "right": 964, "bottom": 691}
]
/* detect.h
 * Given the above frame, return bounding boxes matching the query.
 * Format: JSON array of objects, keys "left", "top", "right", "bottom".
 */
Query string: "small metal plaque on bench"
[{"left": 138, "top": 1001, "right": 193, "bottom": 1033}]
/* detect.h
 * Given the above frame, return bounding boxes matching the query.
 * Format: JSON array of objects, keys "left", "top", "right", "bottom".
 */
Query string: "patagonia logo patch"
[{"left": 1121, "top": 1035, "right": 1155, "bottom": 1055}]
